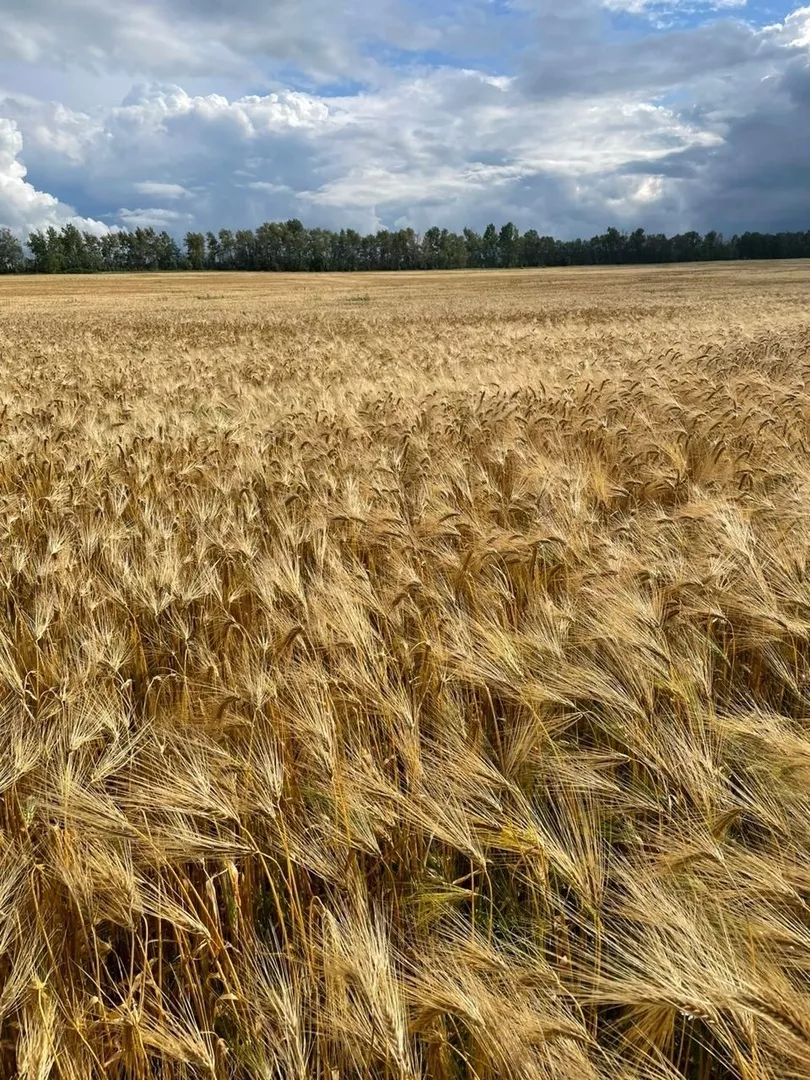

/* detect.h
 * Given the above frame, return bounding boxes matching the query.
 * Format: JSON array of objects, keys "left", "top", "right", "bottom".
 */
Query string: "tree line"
[{"left": 1, "top": 220, "right": 809, "bottom": 274}]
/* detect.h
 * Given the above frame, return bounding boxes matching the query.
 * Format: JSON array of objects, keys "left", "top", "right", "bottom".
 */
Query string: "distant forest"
[{"left": 1, "top": 220, "right": 809, "bottom": 273}]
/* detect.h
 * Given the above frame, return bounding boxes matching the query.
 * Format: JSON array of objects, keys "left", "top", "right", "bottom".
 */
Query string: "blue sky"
[{"left": 0, "top": 0, "right": 808, "bottom": 238}]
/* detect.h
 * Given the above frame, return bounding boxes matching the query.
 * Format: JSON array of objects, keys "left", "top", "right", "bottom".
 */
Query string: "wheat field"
[{"left": 0, "top": 262, "right": 810, "bottom": 1079}]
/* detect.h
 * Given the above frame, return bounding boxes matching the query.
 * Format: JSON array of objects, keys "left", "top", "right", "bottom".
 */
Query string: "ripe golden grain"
[{"left": 0, "top": 263, "right": 809, "bottom": 1078}]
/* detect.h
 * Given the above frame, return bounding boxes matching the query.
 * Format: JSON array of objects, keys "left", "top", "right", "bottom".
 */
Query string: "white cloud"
[
  {"left": 600, "top": 0, "right": 745, "bottom": 15},
  {"left": 0, "top": 118, "right": 110, "bottom": 234},
  {"left": 134, "top": 181, "right": 192, "bottom": 198},
  {"left": 787, "top": 4, "right": 810, "bottom": 45},
  {"left": 118, "top": 206, "right": 194, "bottom": 229}
]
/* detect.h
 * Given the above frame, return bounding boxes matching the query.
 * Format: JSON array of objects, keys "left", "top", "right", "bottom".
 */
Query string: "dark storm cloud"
[{"left": 677, "top": 57, "right": 810, "bottom": 232}]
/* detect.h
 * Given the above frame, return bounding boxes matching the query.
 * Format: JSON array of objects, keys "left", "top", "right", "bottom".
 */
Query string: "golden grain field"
[{"left": 1, "top": 263, "right": 810, "bottom": 1079}]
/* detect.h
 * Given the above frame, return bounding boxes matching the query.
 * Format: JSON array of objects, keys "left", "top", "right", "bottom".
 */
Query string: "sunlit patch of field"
[{"left": 0, "top": 263, "right": 810, "bottom": 1078}]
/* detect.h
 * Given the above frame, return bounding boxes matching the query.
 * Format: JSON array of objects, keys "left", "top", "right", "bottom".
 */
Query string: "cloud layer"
[{"left": 0, "top": 0, "right": 808, "bottom": 238}]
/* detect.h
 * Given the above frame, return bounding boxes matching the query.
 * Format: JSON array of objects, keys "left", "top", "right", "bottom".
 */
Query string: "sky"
[{"left": 0, "top": 0, "right": 808, "bottom": 239}]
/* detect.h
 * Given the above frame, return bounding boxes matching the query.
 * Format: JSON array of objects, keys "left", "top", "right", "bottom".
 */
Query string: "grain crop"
[{"left": 0, "top": 262, "right": 809, "bottom": 1078}]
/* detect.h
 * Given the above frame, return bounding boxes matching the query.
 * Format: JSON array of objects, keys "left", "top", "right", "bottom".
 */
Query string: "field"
[{"left": 1, "top": 262, "right": 810, "bottom": 1079}]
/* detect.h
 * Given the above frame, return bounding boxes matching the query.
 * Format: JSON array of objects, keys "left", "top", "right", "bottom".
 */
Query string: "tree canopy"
[{"left": 1, "top": 219, "right": 808, "bottom": 273}]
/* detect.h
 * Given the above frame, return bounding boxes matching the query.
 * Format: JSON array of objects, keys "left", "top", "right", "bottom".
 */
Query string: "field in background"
[{"left": 1, "top": 263, "right": 810, "bottom": 1078}]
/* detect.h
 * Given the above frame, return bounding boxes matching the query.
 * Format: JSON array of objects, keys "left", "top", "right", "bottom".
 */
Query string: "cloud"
[
  {"left": 133, "top": 181, "right": 192, "bottom": 199},
  {"left": 623, "top": 50, "right": 810, "bottom": 232},
  {"left": 0, "top": 84, "right": 342, "bottom": 230},
  {"left": 0, "top": 74, "right": 718, "bottom": 236},
  {"left": 0, "top": 0, "right": 417, "bottom": 84},
  {"left": 517, "top": 10, "right": 805, "bottom": 101},
  {"left": 601, "top": 0, "right": 745, "bottom": 15},
  {"left": 118, "top": 206, "right": 194, "bottom": 229},
  {"left": 0, "top": 2, "right": 808, "bottom": 239},
  {"left": 0, "top": 118, "right": 110, "bottom": 234}
]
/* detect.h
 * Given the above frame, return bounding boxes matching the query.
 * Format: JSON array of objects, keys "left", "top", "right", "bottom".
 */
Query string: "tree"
[
  {"left": 441, "top": 230, "right": 467, "bottom": 269},
  {"left": 482, "top": 224, "right": 500, "bottom": 268},
  {"left": 627, "top": 228, "right": 647, "bottom": 263},
  {"left": 591, "top": 226, "right": 625, "bottom": 264},
  {"left": 156, "top": 232, "right": 182, "bottom": 270},
  {"left": 643, "top": 233, "right": 673, "bottom": 263},
  {"left": 58, "top": 224, "right": 87, "bottom": 271},
  {"left": 421, "top": 226, "right": 442, "bottom": 270},
  {"left": 101, "top": 233, "right": 124, "bottom": 271},
  {"left": 218, "top": 229, "right": 236, "bottom": 270},
  {"left": 283, "top": 219, "right": 307, "bottom": 271},
  {"left": 307, "top": 228, "right": 333, "bottom": 271},
  {"left": 205, "top": 232, "right": 220, "bottom": 270},
  {"left": 463, "top": 227, "right": 483, "bottom": 268},
  {"left": 15, "top": 218, "right": 810, "bottom": 276},
  {"left": 391, "top": 228, "right": 419, "bottom": 270},
  {"left": 341, "top": 229, "right": 362, "bottom": 272},
  {"left": 184, "top": 232, "right": 205, "bottom": 270},
  {"left": 255, "top": 222, "right": 283, "bottom": 270},
  {"left": 234, "top": 229, "right": 256, "bottom": 270},
  {"left": 672, "top": 230, "right": 703, "bottom": 262},
  {"left": 80, "top": 232, "right": 104, "bottom": 272},
  {"left": 29, "top": 227, "right": 65, "bottom": 273},
  {"left": 0, "top": 228, "right": 24, "bottom": 273},
  {"left": 520, "top": 229, "right": 542, "bottom": 267},
  {"left": 499, "top": 222, "right": 520, "bottom": 268}
]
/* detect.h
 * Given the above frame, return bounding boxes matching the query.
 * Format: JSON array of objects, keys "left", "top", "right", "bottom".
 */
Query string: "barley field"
[{"left": 1, "top": 262, "right": 810, "bottom": 1079}]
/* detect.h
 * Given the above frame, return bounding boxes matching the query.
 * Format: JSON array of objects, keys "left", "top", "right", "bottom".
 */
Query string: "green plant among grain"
[{"left": 0, "top": 264, "right": 808, "bottom": 1078}]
